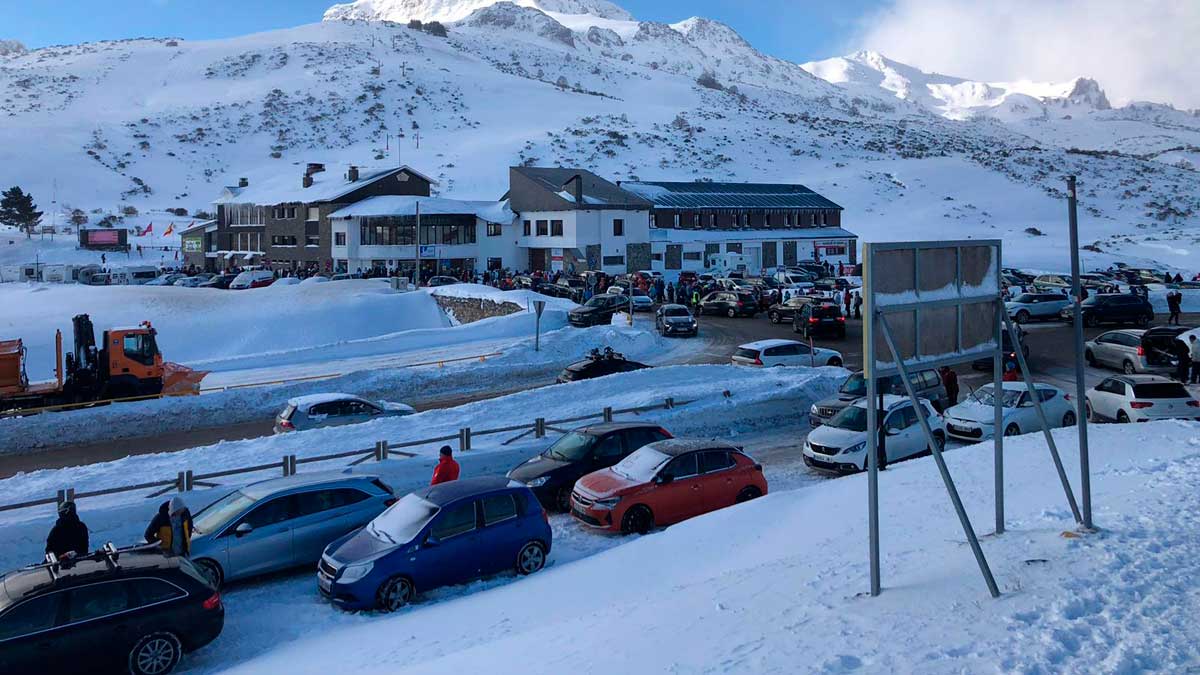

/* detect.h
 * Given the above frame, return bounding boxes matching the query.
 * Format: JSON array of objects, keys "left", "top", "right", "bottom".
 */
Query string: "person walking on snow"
[
  {"left": 1167, "top": 290, "right": 1182, "bottom": 325},
  {"left": 46, "top": 501, "right": 89, "bottom": 561},
  {"left": 168, "top": 496, "right": 193, "bottom": 557},
  {"left": 431, "top": 446, "right": 460, "bottom": 485},
  {"left": 939, "top": 366, "right": 959, "bottom": 405},
  {"left": 1173, "top": 337, "right": 1192, "bottom": 382}
]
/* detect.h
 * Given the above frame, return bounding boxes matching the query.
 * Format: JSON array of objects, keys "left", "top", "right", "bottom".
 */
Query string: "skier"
[
  {"left": 168, "top": 496, "right": 193, "bottom": 557},
  {"left": 939, "top": 366, "right": 959, "bottom": 405},
  {"left": 431, "top": 446, "right": 460, "bottom": 485},
  {"left": 46, "top": 501, "right": 89, "bottom": 560}
]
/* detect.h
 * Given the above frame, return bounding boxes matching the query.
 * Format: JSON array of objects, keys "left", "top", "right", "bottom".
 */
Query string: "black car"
[
  {"left": 972, "top": 325, "right": 1031, "bottom": 370},
  {"left": 655, "top": 304, "right": 698, "bottom": 337},
  {"left": 557, "top": 348, "right": 649, "bottom": 383},
  {"left": 1063, "top": 293, "right": 1154, "bottom": 327},
  {"left": 568, "top": 294, "right": 626, "bottom": 327},
  {"left": 537, "top": 283, "right": 577, "bottom": 301},
  {"left": 507, "top": 422, "right": 673, "bottom": 510},
  {"left": 0, "top": 545, "right": 223, "bottom": 675},
  {"left": 697, "top": 291, "right": 758, "bottom": 318},
  {"left": 767, "top": 296, "right": 813, "bottom": 324},
  {"left": 197, "top": 273, "right": 237, "bottom": 289},
  {"left": 793, "top": 302, "right": 847, "bottom": 339}
]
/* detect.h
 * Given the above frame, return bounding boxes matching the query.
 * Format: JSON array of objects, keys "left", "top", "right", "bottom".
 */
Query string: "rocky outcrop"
[{"left": 434, "top": 295, "right": 524, "bottom": 324}]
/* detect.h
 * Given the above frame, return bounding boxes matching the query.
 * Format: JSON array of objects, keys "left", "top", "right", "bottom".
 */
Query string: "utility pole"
[
  {"left": 414, "top": 200, "right": 422, "bottom": 288},
  {"left": 1067, "top": 175, "right": 1093, "bottom": 530}
]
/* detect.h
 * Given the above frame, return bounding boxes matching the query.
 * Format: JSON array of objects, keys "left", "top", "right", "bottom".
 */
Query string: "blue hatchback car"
[{"left": 318, "top": 477, "right": 552, "bottom": 611}]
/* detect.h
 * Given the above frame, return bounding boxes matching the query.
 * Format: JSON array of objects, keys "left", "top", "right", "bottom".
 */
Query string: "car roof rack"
[{"left": 32, "top": 542, "right": 145, "bottom": 582}]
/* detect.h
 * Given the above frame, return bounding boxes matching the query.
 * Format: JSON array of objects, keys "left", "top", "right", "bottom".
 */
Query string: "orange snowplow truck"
[{"left": 0, "top": 314, "right": 206, "bottom": 413}]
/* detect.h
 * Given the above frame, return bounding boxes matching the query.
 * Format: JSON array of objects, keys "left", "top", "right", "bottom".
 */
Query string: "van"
[
  {"left": 809, "top": 368, "right": 950, "bottom": 427},
  {"left": 123, "top": 266, "right": 160, "bottom": 285},
  {"left": 229, "top": 269, "right": 275, "bottom": 289}
]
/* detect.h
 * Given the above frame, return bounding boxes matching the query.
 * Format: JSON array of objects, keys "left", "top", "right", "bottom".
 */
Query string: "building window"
[
  {"left": 272, "top": 207, "right": 297, "bottom": 220},
  {"left": 523, "top": 220, "right": 531, "bottom": 236},
  {"left": 487, "top": 223, "right": 502, "bottom": 237},
  {"left": 306, "top": 234, "right": 319, "bottom": 246},
  {"left": 672, "top": 214, "right": 680, "bottom": 228},
  {"left": 335, "top": 232, "right": 346, "bottom": 246},
  {"left": 536, "top": 220, "right": 548, "bottom": 236},
  {"left": 683, "top": 251, "right": 702, "bottom": 261},
  {"left": 271, "top": 235, "right": 297, "bottom": 246},
  {"left": 307, "top": 207, "right": 319, "bottom": 222},
  {"left": 692, "top": 213, "right": 700, "bottom": 228},
  {"left": 613, "top": 219, "right": 624, "bottom": 236},
  {"left": 602, "top": 255, "right": 625, "bottom": 266},
  {"left": 551, "top": 220, "right": 563, "bottom": 236}
]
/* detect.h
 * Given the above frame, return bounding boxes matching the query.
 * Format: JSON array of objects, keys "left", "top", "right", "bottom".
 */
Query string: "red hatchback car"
[{"left": 570, "top": 439, "right": 767, "bottom": 534}]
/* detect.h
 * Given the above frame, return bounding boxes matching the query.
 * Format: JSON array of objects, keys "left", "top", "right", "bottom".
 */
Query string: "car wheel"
[
  {"left": 516, "top": 541, "right": 547, "bottom": 575},
  {"left": 1135, "top": 315, "right": 1150, "bottom": 327},
  {"left": 376, "top": 576, "right": 414, "bottom": 612},
  {"left": 928, "top": 431, "right": 945, "bottom": 454},
  {"left": 1117, "top": 410, "right": 1131, "bottom": 424},
  {"left": 555, "top": 487, "right": 572, "bottom": 512},
  {"left": 194, "top": 558, "right": 223, "bottom": 589},
  {"left": 827, "top": 356, "right": 843, "bottom": 367},
  {"left": 1085, "top": 349, "right": 1096, "bottom": 367},
  {"left": 620, "top": 505, "right": 654, "bottom": 535},
  {"left": 1015, "top": 310, "right": 1031, "bottom": 324},
  {"left": 1086, "top": 401, "right": 1096, "bottom": 422},
  {"left": 769, "top": 312, "right": 781, "bottom": 324},
  {"left": 1084, "top": 313, "right": 1098, "bottom": 327},
  {"left": 1123, "top": 360, "right": 1136, "bottom": 375},
  {"left": 1004, "top": 423, "right": 1021, "bottom": 437},
  {"left": 726, "top": 308, "right": 737, "bottom": 318},
  {"left": 128, "top": 632, "right": 182, "bottom": 675},
  {"left": 1063, "top": 411, "right": 1077, "bottom": 427},
  {"left": 735, "top": 486, "right": 762, "bottom": 503}
]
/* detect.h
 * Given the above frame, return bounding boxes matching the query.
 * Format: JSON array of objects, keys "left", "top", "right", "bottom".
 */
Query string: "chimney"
[
  {"left": 238, "top": 177, "right": 248, "bottom": 188},
  {"left": 347, "top": 165, "right": 360, "bottom": 183},
  {"left": 305, "top": 162, "right": 326, "bottom": 177},
  {"left": 302, "top": 175, "right": 314, "bottom": 189}
]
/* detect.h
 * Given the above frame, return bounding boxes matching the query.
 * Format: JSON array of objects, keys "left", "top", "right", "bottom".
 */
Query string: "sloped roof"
[
  {"left": 214, "top": 165, "right": 436, "bottom": 206},
  {"left": 511, "top": 166, "right": 652, "bottom": 210},
  {"left": 329, "top": 196, "right": 514, "bottom": 223},
  {"left": 622, "top": 181, "right": 843, "bottom": 210}
]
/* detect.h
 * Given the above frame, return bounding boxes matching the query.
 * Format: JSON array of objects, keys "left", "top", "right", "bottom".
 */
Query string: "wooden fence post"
[
  {"left": 176, "top": 471, "right": 186, "bottom": 493},
  {"left": 603, "top": 407, "right": 613, "bottom": 423},
  {"left": 185, "top": 470, "right": 195, "bottom": 492},
  {"left": 665, "top": 397, "right": 675, "bottom": 409},
  {"left": 459, "top": 427, "right": 472, "bottom": 452},
  {"left": 535, "top": 418, "right": 545, "bottom": 438}
]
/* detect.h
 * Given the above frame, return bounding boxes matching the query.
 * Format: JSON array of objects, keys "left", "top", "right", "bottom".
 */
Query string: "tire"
[
  {"left": 376, "top": 576, "right": 414, "bottom": 612},
  {"left": 193, "top": 558, "right": 223, "bottom": 589},
  {"left": 735, "top": 486, "right": 762, "bottom": 503},
  {"left": 128, "top": 632, "right": 182, "bottom": 675},
  {"left": 726, "top": 308, "right": 736, "bottom": 318},
  {"left": 1062, "top": 411, "right": 1077, "bottom": 427},
  {"left": 1084, "top": 313, "right": 1098, "bottom": 327},
  {"left": 1117, "top": 410, "right": 1130, "bottom": 424},
  {"left": 1085, "top": 350, "right": 1096, "bottom": 367},
  {"left": 928, "top": 432, "right": 945, "bottom": 454},
  {"left": 1015, "top": 310, "right": 1031, "bottom": 324},
  {"left": 1123, "top": 360, "right": 1136, "bottom": 375},
  {"left": 515, "top": 541, "right": 547, "bottom": 575},
  {"left": 1086, "top": 401, "right": 1095, "bottom": 422},
  {"left": 827, "top": 356, "right": 843, "bottom": 367},
  {"left": 1135, "top": 315, "right": 1150, "bottom": 327},
  {"left": 620, "top": 505, "right": 654, "bottom": 535},
  {"left": 769, "top": 312, "right": 781, "bottom": 324},
  {"left": 555, "top": 487, "right": 572, "bottom": 512},
  {"left": 1004, "top": 423, "right": 1021, "bottom": 437}
]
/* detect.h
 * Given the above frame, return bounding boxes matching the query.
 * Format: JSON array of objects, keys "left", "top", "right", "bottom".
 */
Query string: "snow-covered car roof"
[
  {"left": 286, "top": 393, "right": 365, "bottom": 410},
  {"left": 739, "top": 339, "right": 801, "bottom": 350},
  {"left": 850, "top": 394, "right": 928, "bottom": 410},
  {"left": 981, "top": 381, "right": 1061, "bottom": 392}
]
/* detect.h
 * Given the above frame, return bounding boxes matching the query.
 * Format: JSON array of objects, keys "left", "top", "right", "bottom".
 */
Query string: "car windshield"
[
  {"left": 612, "top": 447, "right": 672, "bottom": 482},
  {"left": 543, "top": 432, "right": 596, "bottom": 461},
  {"left": 584, "top": 296, "right": 609, "bottom": 308},
  {"left": 663, "top": 307, "right": 690, "bottom": 317},
  {"left": 828, "top": 405, "right": 869, "bottom": 432},
  {"left": 368, "top": 494, "right": 439, "bottom": 545},
  {"left": 1133, "top": 383, "right": 1191, "bottom": 399},
  {"left": 971, "top": 385, "right": 1023, "bottom": 407},
  {"left": 192, "top": 490, "right": 257, "bottom": 535},
  {"left": 839, "top": 373, "right": 899, "bottom": 396}
]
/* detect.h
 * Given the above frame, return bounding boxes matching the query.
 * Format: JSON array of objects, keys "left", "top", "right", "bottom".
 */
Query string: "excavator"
[{"left": 0, "top": 314, "right": 206, "bottom": 413}]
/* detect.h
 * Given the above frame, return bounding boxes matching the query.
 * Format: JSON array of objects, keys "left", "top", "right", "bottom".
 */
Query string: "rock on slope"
[{"left": 324, "top": 0, "right": 631, "bottom": 23}]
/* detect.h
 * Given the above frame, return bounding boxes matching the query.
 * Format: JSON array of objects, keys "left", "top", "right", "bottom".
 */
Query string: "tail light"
[
  {"left": 278, "top": 419, "right": 294, "bottom": 431},
  {"left": 1187, "top": 401, "right": 1199, "bottom": 408},
  {"left": 810, "top": 318, "right": 819, "bottom": 324},
  {"left": 1130, "top": 401, "right": 1154, "bottom": 409},
  {"left": 754, "top": 357, "right": 763, "bottom": 366},
  {"left": 1064, "top": 394, "right": 1072, "bottom": 401},
  {"left": 837, "top": 316, "right": 846, "bottom": 322},
  {"left": 1137, "top": 346, "right": 1145, "bottom": 357},
  {"left": 203, "top": 592, "right": 222, "bottom": 610},
  {"left": 383, "top": 497, "right": 398, "bottom": 507},
  {"left": 737, "top": 301, "right": 744, "bottom": 307},
  {"left": 657, "top": 427, "right": 673, "bottom": 438}
]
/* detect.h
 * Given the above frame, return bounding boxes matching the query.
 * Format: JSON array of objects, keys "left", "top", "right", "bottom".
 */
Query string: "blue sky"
[{"left": 4, "top": 0, "right": 881, "bottom": 64}]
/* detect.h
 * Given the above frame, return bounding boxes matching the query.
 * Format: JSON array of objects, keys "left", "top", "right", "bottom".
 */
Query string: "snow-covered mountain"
[
  {"left": 324, "top": 0, "right": 632, "bottom": 23},
  {"left": 0, "top": 39, "right": 27, "bottom": 59},
  {"left": 1, "top": 0, "right": 1198, "bottom": 270}
]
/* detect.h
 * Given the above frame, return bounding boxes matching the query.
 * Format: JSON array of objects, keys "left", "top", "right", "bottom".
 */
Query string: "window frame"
[
  {"left": 480, "top": 493, "right": 519, "bottom": 527},
  {"left": 613, "top": 219, "right": 624, "bottom": 237},
  {"left": 430, "top": 500, "right": 478, "bottom": 541}
]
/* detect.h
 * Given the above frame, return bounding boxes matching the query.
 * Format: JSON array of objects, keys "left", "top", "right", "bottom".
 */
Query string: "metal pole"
[
  {"left": 1067, "top": 175, "right": 1093, "bottom": 530},
  {"left": 863, "top": 247, "right": 880, "bottom": 596},
  {"left": 414, "top": 201, "right": 421, "bottom": 288},
  {"left": 880, "top": 315, "right": 1000, "bottom": 598},
  {"left": 994, "top": 300, "right": 1004, "bottom": 534}
]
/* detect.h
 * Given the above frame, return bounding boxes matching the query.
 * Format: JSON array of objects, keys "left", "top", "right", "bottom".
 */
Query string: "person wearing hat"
[
  {"left": 430, "top": 445, "right": 461, "bottom": 485},
  {"left": 168, "top": 496, "right": 194, "bottom": 557},
  {"left": 46, "top": 501, "right": 89, "bottom": 560},
  {"left": 145, "top": 500, "right": 173, "bottom": 551}
]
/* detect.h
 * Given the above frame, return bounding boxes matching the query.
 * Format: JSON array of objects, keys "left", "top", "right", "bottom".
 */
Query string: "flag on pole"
[
  {"left": 141, "top": 223, "right": 154, "bottom": 236},
  {"left": 163, "top": 223, "right": 174, "bottom": 236}
]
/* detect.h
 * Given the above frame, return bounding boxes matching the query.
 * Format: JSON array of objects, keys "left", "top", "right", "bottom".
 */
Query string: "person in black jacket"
[
  {"left": 46, "top": 501, "right": 89, "bottom": 560},
  {"left": 144, "top": 501, "right": 172, "bottom": 551}
]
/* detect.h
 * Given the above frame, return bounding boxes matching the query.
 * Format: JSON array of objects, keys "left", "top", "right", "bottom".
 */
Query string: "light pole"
[{"left": 1067, "top": 175, "right": 1093, "bottom": 531}]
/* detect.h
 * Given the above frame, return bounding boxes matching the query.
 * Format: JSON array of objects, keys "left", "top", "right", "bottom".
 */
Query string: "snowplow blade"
[{"left": 162, "top": 362, "right": 207, "bottom": 396}]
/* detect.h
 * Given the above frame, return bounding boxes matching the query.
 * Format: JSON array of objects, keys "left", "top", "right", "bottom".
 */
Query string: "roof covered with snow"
[
  {"left": 214, "top": 165, "right": 435, "bottom": 206},
  {"left": 650, "top": 226, "right": 855, "bottom": 242},
  {"left": 623, "top": 181, "right": 843, "bottom": 210},
  {"left": 329, "top": 196, "right": 514, "bottom": 223}
]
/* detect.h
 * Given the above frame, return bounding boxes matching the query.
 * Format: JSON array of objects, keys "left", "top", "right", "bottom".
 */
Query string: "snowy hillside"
[{"left": 1, "top": 0, "right": 1198, "bottom": 270}]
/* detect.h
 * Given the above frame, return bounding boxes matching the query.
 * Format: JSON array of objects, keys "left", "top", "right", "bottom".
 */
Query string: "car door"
[
  {"left": 1090, "top": 379, "right": 1121, "bottom": 420},
  {"left": 419, "top": 499, "right": 480, "bottom": 589},
  {"left": 0, "top": 591, "right": 67, "bottom": 674},
  {"left": 290, "top": 488, "right": 374, "bottom": 566},
  {"left": 59, "top": 580, "right": 138, "bottom": 669},
  {"left": 698, "top": 450, "right": 740, "bottom": 511},
  {"left": 651, "top": 452, "right": 704, "bottom": 525},
  {"left": 476, "top": 493, "right": 524, "bottom": 577},
  {"left": 1092, "top": 333, "right": 1116, "bottom": 366},
  {"left": 226, "top": 494, "right": 297, "bottom": 579},
  {"left": 881, "top": 407, "right": 912, "bottom": 461},
  {"left": 592, "top": 432, "right": 628, "bottom": 471}
]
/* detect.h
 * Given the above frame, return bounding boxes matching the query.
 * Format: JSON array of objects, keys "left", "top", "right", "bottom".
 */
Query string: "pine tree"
[{"left": 0, "top": 187, "right": 43, "bottom": 237}]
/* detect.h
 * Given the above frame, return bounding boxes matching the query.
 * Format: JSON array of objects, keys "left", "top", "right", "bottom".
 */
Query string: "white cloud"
[{"left": 852, "top": 0, "right": 1200, "bottom": 109}]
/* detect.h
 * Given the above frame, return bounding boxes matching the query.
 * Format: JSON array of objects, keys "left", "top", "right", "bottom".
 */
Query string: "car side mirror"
[
  {"left": 885, "top": 427, "right": 901, "bottom": 436},
  {"left": 655, "top": 473, "right": 675, "bottom": 485},
  {"left": 424, "top": 534, "right": 441, "bottom": 548},
  {"left": 1020, "top": 400, "right": 1035, "bottom": 408},
  {"left": 234, "top": 522, "right": 254, "bottom": 537}
]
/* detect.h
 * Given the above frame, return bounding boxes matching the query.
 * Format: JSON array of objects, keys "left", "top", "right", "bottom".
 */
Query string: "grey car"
[
  {"left": 188, "top": 472, "right": 396, "bottom": 587},
  {"left": 655, "top": 304, "right": 698, "bottom": 336},
  {"left": 275, "top": 393, "right": 415, "bottom": 433},
  {"left": 809, "top": 368, "right": 950, "bottom": 427},
  {"left": 1005, "top": 292, "right": 1070, "bottom": 324},
  {"left": 1084, "top": 327, "right": 1186, "bottom": 375}
]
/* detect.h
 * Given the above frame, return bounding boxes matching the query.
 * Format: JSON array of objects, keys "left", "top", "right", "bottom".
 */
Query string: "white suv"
[
  {"left": 1085, "top": 375, "right": 1200, "bottom": 423},
  {"left": 732, "top": 339, "right": 843, "bottom": 368},
  {"left": 803, "top": 395, "right": 945, "bottom": 473}
]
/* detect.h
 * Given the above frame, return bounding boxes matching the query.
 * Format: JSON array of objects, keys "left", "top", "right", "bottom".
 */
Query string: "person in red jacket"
[{"left": 431, "top": 445, "right": 460, "bottom": 485}]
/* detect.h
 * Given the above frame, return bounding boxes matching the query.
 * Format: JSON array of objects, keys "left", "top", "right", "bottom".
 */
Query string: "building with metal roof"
[{"left": 621, "top": 181, "right": 843, "bottom": 211}]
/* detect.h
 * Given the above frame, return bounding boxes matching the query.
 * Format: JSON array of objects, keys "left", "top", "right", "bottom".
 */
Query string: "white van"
[
  {"left": 229, "top": 269, "right": 275, "bottom": 290},
  {"left": 121, "top": 266, "right": 160, "bottom": 285}
]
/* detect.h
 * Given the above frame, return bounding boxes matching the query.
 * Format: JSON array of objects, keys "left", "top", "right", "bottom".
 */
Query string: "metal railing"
[{"left": 0, "top": 397, "right": 689, "bottom": 515}]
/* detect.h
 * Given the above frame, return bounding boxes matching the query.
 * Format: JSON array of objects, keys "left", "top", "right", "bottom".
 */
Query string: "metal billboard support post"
[
  {"left": 1066, "top": 175, "right": 1094, "bottom": 531},
  {"left": 994, "top": 300, "right": 1005, "bottom": 534},
  {"left": 532, "top": 300, "right": 546, "bottom": 352},
  {"left": 864, "top": 246, "right": 881, "bottom": 597},
  {"left": 879, "top": 315, "right": 1001, "bottom": 599}
]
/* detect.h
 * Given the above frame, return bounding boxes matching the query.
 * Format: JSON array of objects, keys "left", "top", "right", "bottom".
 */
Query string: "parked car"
[
  {"left": 198, "top": 273, "right": 237, "bottom": 289},
  {"left": 792, "top": 301, "right": 847, "bottom": 339},
  {"left": 319, "top": 477, "right": 551, "bottom": 611},
  {"left": 628, "top": 288, "right": 654, "bottom": 312},
  {"left": 568, "top": 294, "right": 626, "bottom": 327},
  {"left": 229, "top": 269, "right": 274, "bottom": 290},
  {"left": 943, "top": 382, "right": 1076, "bottom": 441},
  {"left": 677, "top": 271, "right": 699, "bottom": 285},
  {"left": 274, "top": 394, "right": 415, "bottom": 433},
  {"left": 803, "top": 395, "right": 946, "bottom": 474},
  {"left": 697, "top": 291, "right": 758, "bottom": 318},
  {"left": 426, "top": 276, "right": 459, "bottom": 287},
  {"left": 330, "top": 273, "right": 363, "bottom": 281},
  {"left": 1062, "top": 294, "right": 1154, "bottom": 327},
  {"left": 0, "top": 547, "right": 223, "bottom": 675},
  {"left": 300, "top": 275, "right": 330, "bottom": 285},
  {"left": 188, "top": 472, "right": 396, "bottom": 588},
  {"left": 655, "top": 304, "right": 698, "bottom": 337},
  {"left": 1006, "top": 292, "right": 1070, "bottom": 323},
  {"left": 1032, "top": 274, "right": 1072, "bottom": 292},
  {"left": 537, "top": 283, "right": 577, "bottom": 301},
  {"left": 809, "top": 368, "right": 950, "bottom": 426},
  {"left": 1084, "top": 327, "right": 1191, "bottom": 375},
  {"left": 173, "top": 276, "right": 205, "bottom": 288},
  {"left": 972, "top": 325, "right": 1030, "bottom": 370},
  {"left": 557, "top": 348, "right": 649, "bottom": 383},
  {"left": 732, "top": 339, "right": 843, "bottom": 368},
  {"left": 270, "top": 277, "right": 301, "bottom": 287},
  {"left": 146, "top": 273, "right": 186, "bottom": 286},
  {"left": 1085, "top": 375, "right": 1200, "bottom": 423},
  {"left": 570, "top": 439, "right": 767, "bottom": 534},
  {"left": 766, "top": 296, "right": 812, "bottom": 324},
  {"left": 507, "top": 422, "right": 673, "bottom": 510}
]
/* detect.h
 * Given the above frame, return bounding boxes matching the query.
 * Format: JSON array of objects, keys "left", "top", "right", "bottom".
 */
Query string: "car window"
[
  {"left": 594, "top": 434, "right": 625, "bottom": 459},
  {"left": 66, "top": 581, "right": 133, "bottom": 624},
  {"left": 923, "top": 370, "right": 942, "bottom": 389},
  {"left": 663, "top": 453, "right": 698, "bottom": 479},
  {"left": 431, "top": 500, "right": 476, "bottom": 540},
  {"left": 1037, "top": 388, "right": 1058, "bottom": 402},
  {"left": 481, "top": 494, "right": 518, "bottom": 526},
  {"left": 0, "top": 593, "right": 61, "bottom": 641},
  {"left": 901, "top": 406, "right": 920, "bottom": 427},
  {"left": 885, "top": 409, "right": 908, "bottom": 431},
  {"left": 1133, "top": 382, "right": 1191, "bottom": 399},
  {"left": 307, "top": 402, "right": 335, "bottom": 417},
  {"left": 1097, "top": 333, "right": 1117, "bottom": 344},
  {"left": 295, "top": 488, "right": 370, "bottom": 516},
  {"left": 623, "top": 428, "right": 668, "bottom": 453},
  {"left": 129, "top": 578, "right": 186, "bottom": 606},
  {"left": 699, "top": 451, "right": 735, "bottom": 473},
  {"left": 240, "top": 495, "right": 296, "bottom": 529}
]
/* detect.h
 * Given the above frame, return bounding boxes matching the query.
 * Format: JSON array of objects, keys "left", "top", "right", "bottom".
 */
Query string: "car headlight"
[
  {"left": 810, "top": 404, "right": 820, "bottom": 414},
  {"left": 526, "top": 476, "right": 549, "bottom": 488},
  {"left": 841, "top": 441, "right": 866, "bottom": 455},
  {"left": 593, "top": 497, "right": 621, "bottom": 509},
  {"left": 337, "top": 561, "right": 373, "bottom": 584}
]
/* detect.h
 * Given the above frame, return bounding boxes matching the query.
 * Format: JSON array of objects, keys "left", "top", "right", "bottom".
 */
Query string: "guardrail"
[{"left": 0, "top": 397, "right": 690, "bottom": 515}]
